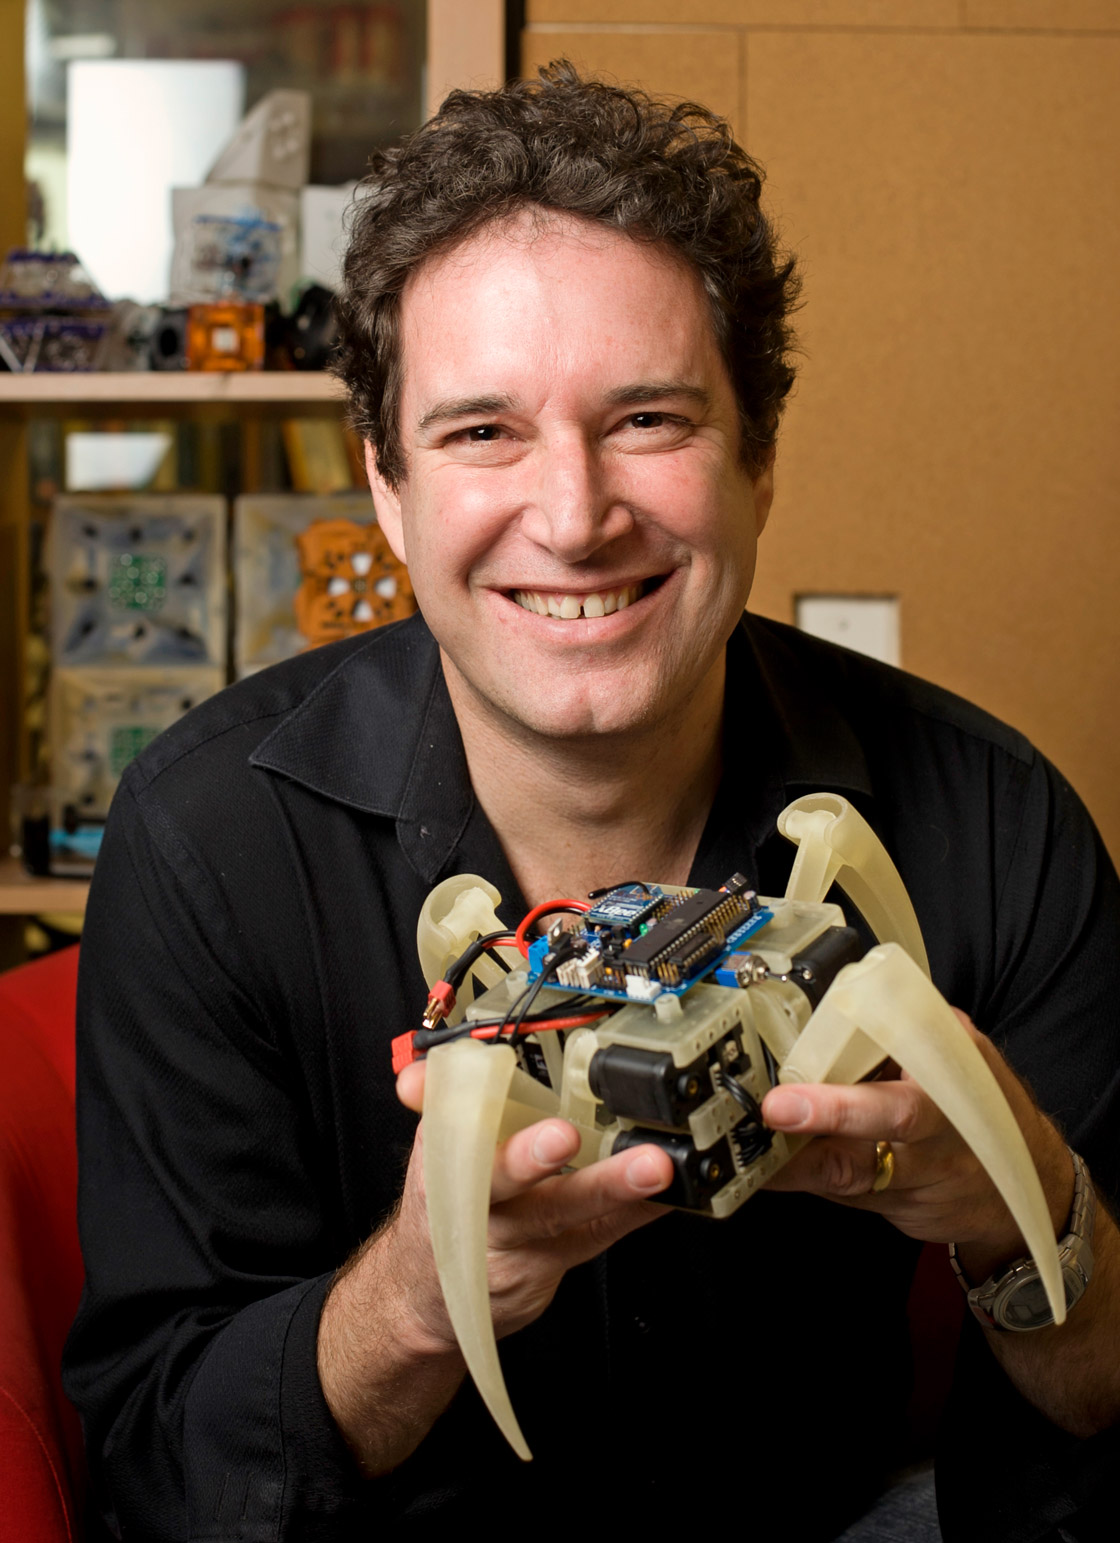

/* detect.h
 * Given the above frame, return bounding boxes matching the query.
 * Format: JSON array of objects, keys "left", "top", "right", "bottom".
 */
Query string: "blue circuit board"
[{"left": 526, "top": 904, "right": 774, "bottom": 1004}]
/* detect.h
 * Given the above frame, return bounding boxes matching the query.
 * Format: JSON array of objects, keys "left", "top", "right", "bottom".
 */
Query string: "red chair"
[{"left": 0, "top": 945, "right": 84, "bottom": 1542}]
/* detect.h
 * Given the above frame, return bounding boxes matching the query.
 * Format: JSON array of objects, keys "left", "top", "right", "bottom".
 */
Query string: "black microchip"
[
  {"left": 625, "top": 888, "right": 747, "bottom": 971},
  {"left": 658, "top": 933, "right": 723, "bottom": 984},
  {"left": 623, "top": 890, "right": 721, "bottom": 967}
]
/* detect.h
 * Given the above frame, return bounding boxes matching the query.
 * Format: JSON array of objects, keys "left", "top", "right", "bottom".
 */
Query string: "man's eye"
[
  {"left": 631, "top": 412, "right": 665, "bottom": 429},
  {"left": 441, "top": 421, "right": 519, "bottom": 460}
]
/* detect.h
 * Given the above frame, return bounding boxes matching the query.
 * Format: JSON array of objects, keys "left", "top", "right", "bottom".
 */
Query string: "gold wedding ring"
[{"left": 871, "top": 1139, "right": 896, "bottom": 1193}]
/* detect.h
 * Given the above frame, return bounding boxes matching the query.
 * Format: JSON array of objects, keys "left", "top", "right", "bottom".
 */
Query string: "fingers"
[
  {"left": 757, "top": 1014, "right": 1063, "bottom": 1250},
  {"left": 398, "top": 1056, "right": 670, "bottom": 1220},
  {"left": 490, "top": 1119, "right": 673, "bottom": 1270},
  {"left": 404, "top": 1052, "right": 671, "bottom": 1215},
  {"left": 483, "top": 1141, "right": 674, "bottom": 1322},
  {"left": 396, "top": 1059, "right": 425, "bottom": 1112},
  {"left": 488, "top": 1118, "right": 583, "bottom": 1202},
  {"left": 759, "top": 1009, "right": 995, "bottom": 1149},
  {"left": 762, "top": 1076, "right": 945, "bottom": 1146},
  {"left": 494, "top": 1134, "right": 672, "bottom": 1231},
  {"left": 760, "top": 1052, "right": 964, "bottom": 1212},
  {"left": 430, "top": 1112, "right": 672, "bottom": 1341},
  {"left": 764, "top": 1134, "right": 891, "bottom": 1199}
]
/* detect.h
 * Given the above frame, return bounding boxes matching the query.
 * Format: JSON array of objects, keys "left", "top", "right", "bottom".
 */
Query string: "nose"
[{"left": 517, "top": 430, "right": 634, "bottom": 561}]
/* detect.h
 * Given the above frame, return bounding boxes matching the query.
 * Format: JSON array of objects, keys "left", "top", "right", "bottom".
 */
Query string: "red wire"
[
  {"left": 468, "top": 1011, "right": 608, "bottom": 1040},
  {"left": 514, "top": 898, "right": 591, "bottom": 958},
  {"left": 436, "top": 934, "right": 518, "bottom": 1001}
]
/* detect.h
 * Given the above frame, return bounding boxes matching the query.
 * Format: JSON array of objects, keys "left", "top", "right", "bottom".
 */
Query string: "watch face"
[
  {"left": 998, "top": 1273, "right": 1053, "bottom": 1329},
  {"left": 996, "top": 1260, "right": 1084, "bottom": 1330}
]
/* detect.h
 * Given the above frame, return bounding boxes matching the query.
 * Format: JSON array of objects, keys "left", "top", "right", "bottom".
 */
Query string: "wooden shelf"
[
  {"left": 0, "top": 371, "right": 346, "bottom": 418},
  {"left": 0, "top": 855, "right": 88, "bottom": 915},
  {"left": 0, "top": 368, "right": 353, "bottom": 897}
]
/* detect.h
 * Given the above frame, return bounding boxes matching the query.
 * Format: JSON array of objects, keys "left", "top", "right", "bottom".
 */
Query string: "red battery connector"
[
  {"left": 421, "top": 979, "right": 456, "bottom": 1031},
  {"left": 391, "top": 1030, "right": 420, "bottom": 1075}
]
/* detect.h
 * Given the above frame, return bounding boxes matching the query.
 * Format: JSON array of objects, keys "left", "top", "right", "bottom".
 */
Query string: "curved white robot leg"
[
  {"left": 779, "top": 793, "right": 931, "bottom": 976},
  {"left": 779, "top": 943, "right": 1064, "bottom": 1325},
  {"left": 422, "top": 1036, "right": 534, "bottom": 1459}
]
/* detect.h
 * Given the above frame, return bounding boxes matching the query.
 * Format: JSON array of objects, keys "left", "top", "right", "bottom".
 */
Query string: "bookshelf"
[{"left": 0, "top": 371, "right": 346, "bottom": 920}]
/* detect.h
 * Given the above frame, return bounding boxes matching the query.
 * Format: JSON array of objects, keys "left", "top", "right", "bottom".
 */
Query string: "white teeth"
[{"left": 511, "top": 583, "right": 648, "bottom": 618}]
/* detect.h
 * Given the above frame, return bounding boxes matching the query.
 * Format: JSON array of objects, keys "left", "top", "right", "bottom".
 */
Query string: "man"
[{"left": 65, "top": 65, "right": 1120, "bottom": 1540}]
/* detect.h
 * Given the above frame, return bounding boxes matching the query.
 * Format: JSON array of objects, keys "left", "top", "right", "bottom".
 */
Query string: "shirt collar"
[
  {"left": 250, "top": 615, "right": 475, "bottom": 882},
  {"left": 250, "top": 610, "right": 873, "bottom": 883}
]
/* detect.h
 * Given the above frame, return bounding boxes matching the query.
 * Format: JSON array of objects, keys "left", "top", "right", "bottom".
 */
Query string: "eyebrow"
[
  {"left": 602, "top": 380, "right": 712, "bottom": 410},
  {"left": 415, "top": 380, "right": 712, "bottom": 435},
  {"left": 417, "top": 395, "right": 516, "bottom": 433}
]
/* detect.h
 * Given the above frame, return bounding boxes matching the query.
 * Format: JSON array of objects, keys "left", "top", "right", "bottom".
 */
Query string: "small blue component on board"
[
  {"left": 527, "top": 935, "right": 551, "bottom": 978},
  {"left": 585, "top": 884, "right": 663, "bottom": 932}
]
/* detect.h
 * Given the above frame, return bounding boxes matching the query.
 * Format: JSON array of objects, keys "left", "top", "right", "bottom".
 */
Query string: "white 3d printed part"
[
  {"left": 416, "top": 873, "right": 526, "bottom": 1022},
  {"left": 778, "top": 792, "right": 930, "bottom": 976},
  {"left": 422, "top": 1038, "right": 531, "bottom": 1460},
  {"left": 414, "top": 793, "right": 1065, "bottom": 1462},
  {"left": 779, "top": 943, "right": 1064, "bottom": 1326}
]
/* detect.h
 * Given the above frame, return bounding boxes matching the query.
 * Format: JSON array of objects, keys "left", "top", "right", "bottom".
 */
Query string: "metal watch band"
[{"left": 948, "top": 1148, "right": 1095, "bottom": 1332}]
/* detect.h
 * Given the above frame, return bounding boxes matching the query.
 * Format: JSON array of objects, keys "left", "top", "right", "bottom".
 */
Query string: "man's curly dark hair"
[{"left": 335, "top": 60, "right": 800, "bottom": 487}]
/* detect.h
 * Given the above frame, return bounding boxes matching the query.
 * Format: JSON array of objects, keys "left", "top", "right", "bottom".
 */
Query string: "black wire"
[
  {"left": 720, "top": 1067, "right": 755, "bottom": 1115},
  {"left": 415, "top": 1002, "right": 534, "bottom": 1053},
  {"left": 445, "top": 929, "right": 517, "bottom": 991},
  {"left": 503, "top": 970, "right": 552, "bottom": 1044},
  {"left": 719, "top": 1066, "right": 773, "bottom": 1162},
  {"left": 417, "top": 1000, "right": 604, "bottom": 1050},
  {"left": 498, "top": 935, "right": 582, "bottom": 1043},
  {"left": 413, "top": 1023, "right": 462, "bottom": 1052},
  {"left": 760, "top": 1040, "right": 779, "bottom": 1089},
  {"left": 585, "top": 881, "right": 653, "bottom": 899},
  {"left": 416, "top": 944, "right": 597, "bottom": 1056},
  {"left": 463, "top": 996, "right": 601, "bottom": 1030}
]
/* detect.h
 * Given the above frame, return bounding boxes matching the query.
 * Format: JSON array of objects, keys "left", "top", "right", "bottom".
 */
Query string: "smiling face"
[{"left": 369, "top": 211, "right": 774, "bottom": 748}]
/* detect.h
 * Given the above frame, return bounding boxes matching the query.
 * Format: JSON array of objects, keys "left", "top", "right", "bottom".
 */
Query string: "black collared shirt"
[{"left": 64, "top": 613, "right": 1120, "bottom": 1542}]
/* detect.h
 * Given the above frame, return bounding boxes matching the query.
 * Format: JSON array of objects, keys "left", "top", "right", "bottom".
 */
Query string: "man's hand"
[
  {"left": 317, "top": 1060, "right": 672, "bottom": 1476},
  {"left": 391, "top": 1058, "right": 672, "bottom": 1350},
  {"left": 760, "top": 1010, "right": 1120, "bottom": 1436},
  {"left": 760, "top": 1011, "right": 1073, "bottom": 1274}
]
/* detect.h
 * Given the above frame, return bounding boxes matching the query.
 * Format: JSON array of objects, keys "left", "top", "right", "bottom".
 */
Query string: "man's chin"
[{"left": 450, "top": 667, "right": 690, "bottom": 749}]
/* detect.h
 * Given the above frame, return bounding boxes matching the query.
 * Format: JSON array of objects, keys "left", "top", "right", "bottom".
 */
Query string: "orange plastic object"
[
  {"left": 186, "top": 302, "right": 265, "bottom": 372},
  {"left": 293, "top": 518, "right": 415, "bottom": 646},
  {"left": 390, "top": 1030, "right": 419, "bottom": 1075}
]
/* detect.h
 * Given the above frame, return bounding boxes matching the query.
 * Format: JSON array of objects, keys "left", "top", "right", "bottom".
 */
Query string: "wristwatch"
[{"left": 948, "top": 1149, "right": 1095, "bottom": 1332}]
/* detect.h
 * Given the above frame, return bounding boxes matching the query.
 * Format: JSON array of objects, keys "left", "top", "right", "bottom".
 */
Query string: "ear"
[
  {"left": 752, "top": 452, "right": 776, "bottom": 537},
  {"left": 364, "top": 441, "right": 407, "bottom": 564}
]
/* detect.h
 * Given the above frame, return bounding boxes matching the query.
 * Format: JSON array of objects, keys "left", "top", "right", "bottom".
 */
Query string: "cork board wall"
[
  {"left": 524, "top": 2, "right": 1120, "bottom": 861},
  {"left": 0, "top": 0, "right": 23, "bottom": 257}
]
